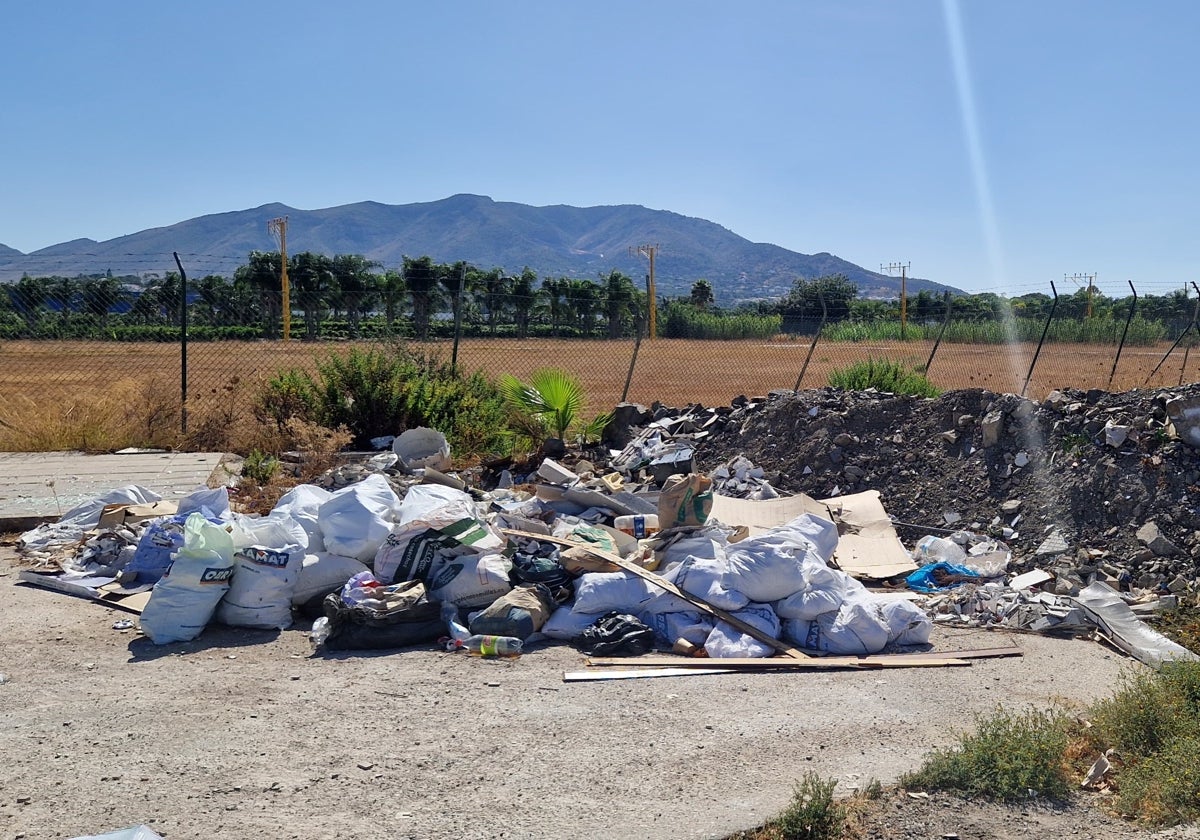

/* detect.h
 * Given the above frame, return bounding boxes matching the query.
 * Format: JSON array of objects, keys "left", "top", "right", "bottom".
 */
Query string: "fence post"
[
  {"left": 1145, "top": 282, "right": 1200, "bottom": 385},
  {"left": 451, "top": 264, "right": 465, "bottom": 372},
  {"left": 1107, "top": 280, "right": 1138, "bottom": 391},
  {"left": 794, "top": 287, "right": 827, "bottom": 391},
  {"left": 173, "top": 252, "right": 188, "bottom": 435},
  {"left": 622, "top": 311, "right": 645, "bottom": 403},
  {"left": 1180, "top": 282, "right": 1200, "bottom": 386},
  {"left": 925, "top": 291, "right": 953, "bottom": 374},
  {"left": 1021, "top": 281, "right": 1058, "bottom": 398}
]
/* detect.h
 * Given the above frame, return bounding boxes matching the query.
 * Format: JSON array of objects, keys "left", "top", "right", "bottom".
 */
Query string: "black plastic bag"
[{"left": 317, "top": 581, "right": 444, "bottom": 651}]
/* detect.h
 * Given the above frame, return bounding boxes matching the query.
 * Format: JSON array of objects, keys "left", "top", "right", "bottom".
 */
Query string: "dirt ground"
[
  {"left": 2, "top": 337, "right": 1198, "bottom": 422},
  {"left": 0, "top": 542, "right": 1193, "bottom": 840}
]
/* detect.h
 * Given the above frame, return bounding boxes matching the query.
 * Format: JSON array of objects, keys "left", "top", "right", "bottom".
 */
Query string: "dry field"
[{"left": 1, "top": 337, "right": 1196, "bottom": 448}]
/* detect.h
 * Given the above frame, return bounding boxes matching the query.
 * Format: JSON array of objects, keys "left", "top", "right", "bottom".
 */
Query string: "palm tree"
[
  {"left": 568, "top": 278, "right": 602, "bottom": 337},
  {"left": 331, "top": 254, "right": 381, "bottom": 338},
  {"left": 289, "top": 252, "right": 334, "bottom": 340},
  {"left": 510, "top": 268, "right": 537, "bottom": 339},
  {"left": 403, "top": 255, "right": 447, "bottom": 340},
  {"left": 603, "top": 270, "right": 638, "bottom": 338},
  {"left": 80, "top": 276, "right": 127, "bottom": 329}
]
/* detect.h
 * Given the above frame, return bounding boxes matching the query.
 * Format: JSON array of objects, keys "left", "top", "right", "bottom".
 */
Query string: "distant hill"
[
  {"left": 0, "top": 243, "right": 22, "bottom": 259},
  {"left": 0, "top": 195, "right": 960, "bottom": 301}
]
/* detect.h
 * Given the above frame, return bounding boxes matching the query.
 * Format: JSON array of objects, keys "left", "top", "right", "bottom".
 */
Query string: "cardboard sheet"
[
  {"left": 97, "top": 500, "right": 178, "bottom": 530},
  {"left": 708, "top": 489, "right": 917, "bottom": 580},
  {"left": 18, "top": 570, "right": 153, "bottom": 614}
]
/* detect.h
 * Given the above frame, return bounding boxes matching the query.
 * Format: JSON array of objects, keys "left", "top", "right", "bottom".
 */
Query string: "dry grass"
[{"left": 1, "top": 336, "right": 1197, "bottom": 453}]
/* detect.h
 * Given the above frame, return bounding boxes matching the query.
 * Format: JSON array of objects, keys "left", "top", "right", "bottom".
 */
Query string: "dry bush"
[{"left": 0, "top": 378, "right": 182, "bottom": 452}]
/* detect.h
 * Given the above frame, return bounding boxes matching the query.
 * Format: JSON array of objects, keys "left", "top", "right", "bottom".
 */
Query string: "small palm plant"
[{"left": 497, "top": 368, "right": 611, "bottom": 451}]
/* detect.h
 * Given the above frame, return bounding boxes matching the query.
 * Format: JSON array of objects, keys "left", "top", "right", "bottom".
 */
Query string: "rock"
[
  {"left": 980, "top": 411, "right": 1004, "bottom": 448},
  {"left": 1104, "top": 422, "right": 1130, "bottom": 448},
  {"left": 1168, "top": 575, "right": 1191, "bottom": 594},
  {"left": 1014, "top": 451, "right": 1030, "bottom": 468},
  {"left": 1036, "top": 529, "right": 1070, "bottom": 556},
  {"left": 1000, "top": 499, "right": 1022, "bottom": 514},
  {"left": 1137, "top": 521, "right": 1183, "bottom": 557}
]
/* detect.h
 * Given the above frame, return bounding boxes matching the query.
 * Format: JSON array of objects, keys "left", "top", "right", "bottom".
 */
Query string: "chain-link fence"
[{"left": 3, "top": 272, "right": 1199, "bottom": 451}]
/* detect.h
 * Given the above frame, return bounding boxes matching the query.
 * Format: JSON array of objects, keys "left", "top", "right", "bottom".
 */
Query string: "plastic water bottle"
[
  {"left": 914, "top": 535, "right": 967, "bottom": 564},
  {"left": 456, "top": 634, "right": 523, "bottom": 658}
]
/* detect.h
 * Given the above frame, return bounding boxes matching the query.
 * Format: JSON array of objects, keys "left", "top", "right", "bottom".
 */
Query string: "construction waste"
[{"left": 15, "top": 402, "right": 1197, "bottom": 670}]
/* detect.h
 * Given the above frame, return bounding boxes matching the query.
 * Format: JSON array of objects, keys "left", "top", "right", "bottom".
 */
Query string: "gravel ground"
[{"left": 0, "top": 544, "right": 1184, "bottom": 840}]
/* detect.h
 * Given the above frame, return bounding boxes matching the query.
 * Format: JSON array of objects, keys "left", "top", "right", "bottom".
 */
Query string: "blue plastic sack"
[{"left": 905, "top": 561, "right": 981, "bottom": 593}]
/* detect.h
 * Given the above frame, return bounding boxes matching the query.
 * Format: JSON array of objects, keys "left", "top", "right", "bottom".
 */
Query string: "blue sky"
[{"left": 2, "top": 0, "right": 1195, "bottom": 297}]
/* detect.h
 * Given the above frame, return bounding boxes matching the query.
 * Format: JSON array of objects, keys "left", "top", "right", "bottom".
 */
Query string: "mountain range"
[{"left": 0, "top": 194, "right": 959, "bottom": 301}]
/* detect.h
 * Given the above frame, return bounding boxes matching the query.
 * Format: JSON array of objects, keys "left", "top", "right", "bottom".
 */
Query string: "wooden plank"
[
  {"left": 587, "top": 653, "right": 976, "bottom": 669},
  {"left": 502, "top": 528, "right": 811, "bottom": 660},
  {"left": 564, "top": 668, "right": 737, "bottom": 682}
]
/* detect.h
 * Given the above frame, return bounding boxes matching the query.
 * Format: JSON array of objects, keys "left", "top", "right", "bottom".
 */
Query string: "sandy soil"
[
  {"left": 1, "top": 338, "right": 1197, "bottom": 423},
  {"left": 0, "top": 544, "right": 1183, "bottom": 840}
]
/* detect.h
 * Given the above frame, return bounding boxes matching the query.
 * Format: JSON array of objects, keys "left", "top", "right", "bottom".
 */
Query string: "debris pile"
[{"left": 12, "top": 385, "right": 1200, "bottom": 672}]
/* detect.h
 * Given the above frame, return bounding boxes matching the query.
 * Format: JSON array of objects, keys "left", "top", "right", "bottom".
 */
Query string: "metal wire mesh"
[{"left": 3, "top": 274, "right": 1199, "bottom": 451}]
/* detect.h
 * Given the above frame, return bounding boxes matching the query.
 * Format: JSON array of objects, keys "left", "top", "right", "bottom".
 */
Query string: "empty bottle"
[{"left": 454, "top": 634, "right": 523, "bottom": 658}]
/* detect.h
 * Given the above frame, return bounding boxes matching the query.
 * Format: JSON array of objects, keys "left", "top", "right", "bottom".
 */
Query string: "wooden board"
[
  {"left": 501, "top": 528, "right": 811, "bottom": 660},
  {"left": 587, "top": 653, "right": 986, "bottom": 669},
  {"left": 564, "top": 668, "right": 737, "bottom": 682}
]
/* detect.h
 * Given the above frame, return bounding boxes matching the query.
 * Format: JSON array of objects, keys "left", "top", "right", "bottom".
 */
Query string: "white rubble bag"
[
  {"left": 374, "top": 485, "right": 489, "bottom": 583},
  {"left": 216, "top": 513, "right": 308, "bottom": 629},
  {"left": 291, "top": 552, "right": 371, "bottom": 607},
  {"left": 139, "top": 513, "right": 236, "bottom": 644},
  {"left": 773, "top": 561, "right": 850, "bottom": 621},
  {"left": 425, "top": 551, "right": 513, "bottom": 610},
  {"left": 644, "top": 610, "right": 715, "bottom": 648},
  {"left": 879, "top": 598, "right": 933, "bottom": 646},
  {"left": 542, "top": 606, "right": 603, "bottom": 641},
  {"left": 705, "top": 604, "right": 781, "bottom": 658},
  {"left": 782, "top": 597, "right": 891, "bottom": 655},
  {"left": 317, "top": 474, "right": 399, "bottom": 563},
  {"left": 721, "top": 513, "right": 840, "bottom": 603},
  {"left": 272, "top": 484, "right": 333, "bottom": 553},
  {"left": 657, "top": 533, "right": 749, "bottom": 612},
  {"left": 572, "top": 571, "right": 657, "bottom": 615}
]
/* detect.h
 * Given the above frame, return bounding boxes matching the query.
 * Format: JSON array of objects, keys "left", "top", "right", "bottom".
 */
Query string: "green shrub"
[
  {"left": 1088, "top": 662, "right": 1200, "bottom": 824},
  {"left": 768, "top": 773, "right": 846, "bottom": 840},
  {"left": 260, "top": 345, "right": 511, "bottom": 455},
  {"left": 826, "top": 359, "right": 940, "bottom": 397},
  {"left": 901, "top": 706, "right": 1072, "bottom": 801},
  {"left": 241, "top": 449, "right": 279, "bottom": 484}
]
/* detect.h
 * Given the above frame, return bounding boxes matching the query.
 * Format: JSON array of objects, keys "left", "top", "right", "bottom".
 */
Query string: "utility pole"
[
  {"left": 630, "top": 244, "right": 659, "bottom": 339},
  {"left": 882, "top": 262, "right": 911, "bottom": 338},
  {"left": 268, "top": 216, "right": 291, "bottom": 340},
  {"left": 1066, "top": 273, "right": 1096, "bottom": 319}
]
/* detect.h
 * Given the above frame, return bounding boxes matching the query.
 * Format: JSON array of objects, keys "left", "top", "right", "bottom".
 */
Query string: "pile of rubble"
[{"left": 14, "top": 384, "right": 1200, "bottom": 670}]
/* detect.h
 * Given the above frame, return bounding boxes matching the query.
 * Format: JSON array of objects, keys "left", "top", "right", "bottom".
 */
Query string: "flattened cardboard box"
[{"left": 708, "top": 489, "right": 917, "bottom": 580}]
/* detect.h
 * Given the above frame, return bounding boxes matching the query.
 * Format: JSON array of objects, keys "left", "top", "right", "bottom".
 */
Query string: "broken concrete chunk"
[
  {"left": 1104, "top": 422, "right": 1131, "bottom": 448},
  {"left": 980, "top": 411, "right": 1004, "bottom": 448},
  {"left": 1035, "top": 529, "right": 1069, "bottom": 556},
  {"left": 1013, "top": 451, "right": 1030, "bottom": 468},
  {"left": 1137, "top": 521, "right": 1183, "bottom": 557},
  {"left": 1166, "top": 395, "right": 1200, "bottom": 449}
]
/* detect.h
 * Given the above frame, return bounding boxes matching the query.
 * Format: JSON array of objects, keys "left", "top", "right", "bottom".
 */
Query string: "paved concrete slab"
[{"left": 0, "top": 451, "right": 235, "bottom": 529}]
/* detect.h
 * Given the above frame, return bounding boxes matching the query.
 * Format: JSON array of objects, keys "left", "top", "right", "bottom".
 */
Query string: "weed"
[
  {"left": 1061, "top": 432, "right": 1091, "bottom": 455},
  {"left": 827, "top": 359, "right": 941, "bottom": 397},
  {"left": 241, "top": 449, "right": 279, "bottom": 485},
  {"left": 768, "top": 773, "right": 846, "bottom": 840},
  {"left": 901, "top": 705, "right": 1073, "bottom": 801}
]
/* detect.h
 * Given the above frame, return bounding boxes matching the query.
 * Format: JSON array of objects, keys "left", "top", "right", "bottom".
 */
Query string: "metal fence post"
[
  {"left": 173, "top": 251, "right": 188, "bottom": 434},
  {"left": 1021, "top": 281, "right": 1058, "bottom": 397},
  {"left": 1107, "top": 280, "right": 1137, "bottom": 391}
]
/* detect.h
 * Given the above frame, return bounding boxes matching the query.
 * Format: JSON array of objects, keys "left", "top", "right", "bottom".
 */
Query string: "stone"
[
  {"left": 1035, "top": 529, "right": 1069, "bottom": 556},
  {"left": 1137, "top": 521, "right": 1183, "bottom": 557},
  {"left": 1168, "top": 575, "right": 1191, "bottom": 594},
  {"left": 980, "top": 411, "right": 1004, "bottom": 448},
  {"left": 1000, "top": 499, "right": 1022, "bottom": 514},
  {"left": 832, "top": 433, "right": 857, "bottom": 447},
  {"left": 1104, "top": 422, "right": 1131, "bottom": 448},
  {"left": 941, "top": 430, "right": 959, "bottom": 444},
  {"left": 1014, "top": 451, "right": 1030, "bottom": 468}
]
